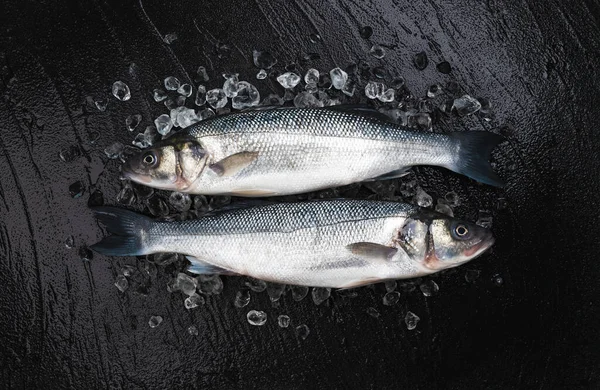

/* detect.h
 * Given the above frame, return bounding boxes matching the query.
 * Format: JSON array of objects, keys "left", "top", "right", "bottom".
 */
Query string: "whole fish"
[
  {"left": 90, "top": 200, "right": 494, "bottom": 288},
  {"left": 122, "top": 106, "right": 504, "bottom": 197}
]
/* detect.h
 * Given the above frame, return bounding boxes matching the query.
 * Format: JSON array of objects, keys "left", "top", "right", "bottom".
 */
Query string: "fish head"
[
  {"left": 398, "top": 214, "right": 494, "bottom": 271},
  {"left": 122, "top": 139, "right": 208, "bottom": 191}
]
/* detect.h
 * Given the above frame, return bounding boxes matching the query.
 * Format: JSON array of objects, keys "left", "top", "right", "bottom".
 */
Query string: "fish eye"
[
  {"left": 455, "top": 224, "right": 468, "bottom": 237},
  {"left": 142, "top": 152, "right": 157, "bottom": 166}
]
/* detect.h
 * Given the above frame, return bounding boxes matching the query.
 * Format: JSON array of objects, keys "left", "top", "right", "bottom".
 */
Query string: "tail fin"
[
  {"left": 90, "top": 207, "right": 153, "bottom": 256},
  {"left": 449, "top": 131, "right": 505, "bottom": 187}
]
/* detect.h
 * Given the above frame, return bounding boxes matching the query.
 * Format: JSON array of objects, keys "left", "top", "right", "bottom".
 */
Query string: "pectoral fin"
[
  {"left": 186, "top": 256, "right": 239, "bottom": 276},
  {"left": 209, "top": 151, "right": 259, "bottom": 177},
  {"left": 337, "top": 277, "right": 383, "bottom": 289},
  {"left": 346, "top": 242, "right": 398, "bottom": 261}
]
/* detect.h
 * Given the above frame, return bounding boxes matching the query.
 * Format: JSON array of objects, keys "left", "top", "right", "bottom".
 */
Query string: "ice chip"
[
  {"left": 142, "top": 125, "right": 160, "bottom": 147},
  {"left": 146, "top": 195, "right": 169, "bottom": 217},
  {"left": 163, "top": 33, "right": 177, "bottom": 44},
  {"left": 132, "top": 133, "right": 149, "bottom": 148},
  {"left": 404, "top": 311, "right": 420, "bottom": 330},
  {"left": 247, "top": 310, "right": 267, "bottom": 326},
  {"left": 148, "top": 315, "right": 163, "bottom": 328},
  {"left": 385, "top": 280, "right": 397, "bottom": 293},
  {"left": 476, "top": 210, "right": 493, "bottom": 228},
  {"left": 444, "top": 191, "right": 460, "bottom": 207},
  {"left": 342, "top": 79, "right": 356, "bottom": 97},
  {"left": 359, "top": 26, "right": 373, "bottom": 39},
  {"left": 177, "top": 273, "right": 197, "bottom": 296},
  {"left": 114, "top": 275, "right": 128, "bottom": 292},
  {"left": 170, "top": 106, "right": 186, "bottom": 128},
  {"left": 188, "top": 325, "right": 199, "bottom": 336},
  {"left": 154, "top": 114, "right": 173, "bottom": 135},
  {"left": 125, "top": 114, "right": 142, "bottom": 132},
  {"left": 206, "top": 88, "right": 227, "bottom": 109},
  {"left": 414, "top": 186, "right": 433, "bottom": 208},
  {"left": 367, "top": 307, "right": 380, "bottom": 318},
  {"left": 194, "top": 85, "right": 207, "bottom": 106},
  {"left": 369, "top": 44, "right": 386, "bottom": 59},
  {"left": 164, "top": 76, "right": 180, "bottom": 91},
  {"left": 178, "top": 108, "right": 201, "bottom": 128},
  {"left": 112, "top": 81, "right": 131, "bottom": 101},
  {"left": 378, "top": 88, "right": 395, "bottom": 103},
  {"left": 59, "top": 145, "right": 80, "bottom": 162},
  {"left": 311, "top": 287, "right": 331, "bottom": 305},
  {"left": 419, "top": 280, "right": 439, "bottom": 297},
  {"left": 256, "top": 69, "right": 267, "bottom": 79},
  {"left": 223, "top": 74, "right": 239, "bottom": 98},
  {"left": 177, "top": 83, "right": 193, "bottom": 97},
  {"left": 234, "top": 290, "right": 251, "bottom": 308},
  {"left": 436, "top": 61, "right": 452, "bottom": 74},
  {"left": 232, "top": 81, "right": 260, "bottom": 110},
  {"left": 427, "top": 84, "right": 442, "bottom": 98},
  {"left": 169, "top": 191, "right": 192, "bottom": 212},
  {"left": 245, "top": 278, "right": 267, "bottom": 292},
  {"left": 88, "top": 189, "right": 104, "bottom": 207},
  {"left": 283, "top": 89, "right": 296, "bottom": 101},
  {"left": 365, "top": 81, "right": 385, "bottom": 99},
  {"left": 452, "top": 95, "right": 482, "bottom": 116},
  {"left": 295, "top": 324, "right": 310, "bottom": 340},
  {"left": 94, "top": 98, "right": 108, "bottom": 111},
  {"left": 79, "top": 246, "right": 93, "bottom": 261},
  {"left": 304, "top": 68, "right": 319, "bottom": 85},
  {"left": 383, "top": 291, "right": 400, "bottom": 306},
  {"left": 435, "top": 200, "right": 454, "bottom": 217},
  {"left": 69, "top": 181, "right": 85, "bottom": 199},
  {"left": 391, "top": 77, "right": 405, "bottom": 89},
  {"left": 196, "top": 66, "right": 209, "bottom": 82},
  {"left": 198, "top": 108, "right": 215, "bottom": 121},
  {"left": 492, "top": 274, "right": 504, "bottom": 286},
  {"left": 413, "top": 52, "right": 429, "bottom": 70},
  {"left": 253, "top": 50, "right": 277, "bottom": 69},
  {"left": 294, "top": 91, "right": 323, "bottom": 108},
  {"left": 198, "top": 275, "right": 223, "bottom": 295},
  {"left": 329, "top": 67, "right": 348, "bottom": 90},
  {"left": 291, "top": 285, "right": 309, "bottom": 302},
  {"left": 185, "top": 293, "right": 205, "bottom": 309},
  {"left": 278, "top": 315, "right": 290, "bottom": 328},
  {"left": 277, "top": 72, "right": 301, "bottom": 89},
  {"left": 153, "top": 88, "right": 167, "bottom": 102},
  {"left": 261, "top": 94, "right": 284, "bottom": 106},
  {"left": 305, "top": 82, "right": 318, "bottom": 94},
  {"left": 465, "top": 269, "right": 481, "bottom": 283},
  {"left": 373, "top": 66, "right": 387, "bottom": 79},
  {"left": 309, "top": 33, "right": 322, "bottom": 43},
  {"left": 267, "top": 283, "right": 286, "bottom": 302},
  {"left": 65, "top": 235, "right": 75, "bottom": 249}
]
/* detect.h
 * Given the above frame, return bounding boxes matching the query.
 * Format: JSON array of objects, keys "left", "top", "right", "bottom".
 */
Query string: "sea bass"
[
  {"left": 90, "top": 200, "right": 495, "bottom": 288},
  {"left": 122, "top": 106, "right": 504, "bottom": 197}
]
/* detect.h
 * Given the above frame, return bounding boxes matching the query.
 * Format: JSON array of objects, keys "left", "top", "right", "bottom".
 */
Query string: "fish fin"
[
  {"left": 90, "top": 207, "right": 153, "bottom": 256},
  {"left": 337, "top": 277, "right": 383, "bottom": 290},
  {"left": 364, "top": 167, "right": 412, "bottom": 181},
  {"left": 324, "top": 104, "right": 393, "bottom": 123},
  {"left": 449, "top": 131, "right": 505, "bottom": 187},
  {"left": 346, "top": 242, "right": 398, "bottom": 261},
  {"left": 209, "top": 151, "right": 259, "bottom": 177},
  {"left": 229, "top": 189, "right": 278, "bottom": 197},
  {"left": 186, "top": 256, "right": 239, "bottom": 275}
]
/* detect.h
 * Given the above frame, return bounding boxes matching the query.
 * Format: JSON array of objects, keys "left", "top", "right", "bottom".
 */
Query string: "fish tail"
[
  {"left": 90, "top": 207, "right": 154, "bottom": 256},
  {"left": 449, "top": 131, "right": 505, "bottom": 187}
]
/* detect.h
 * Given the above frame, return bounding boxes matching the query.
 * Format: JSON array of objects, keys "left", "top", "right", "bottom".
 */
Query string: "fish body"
[
  {"left": 91, "top": 200, "right": 494, "bottom": 288},
  {"left": 123, "top": 106, "right": 504, "bottom": 196}
]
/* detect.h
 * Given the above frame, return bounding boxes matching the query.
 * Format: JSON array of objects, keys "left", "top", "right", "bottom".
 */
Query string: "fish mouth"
[{"left": 464, "top": 234, "right": 495, "bottom": 258}]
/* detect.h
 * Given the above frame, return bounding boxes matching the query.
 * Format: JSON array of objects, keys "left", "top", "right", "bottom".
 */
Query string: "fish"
[
  {"left": 121, "top": 105, "right": 505, "bottom": 197},
  {"left": 90, "top": 199, "right": 495, "bottom": 288}
]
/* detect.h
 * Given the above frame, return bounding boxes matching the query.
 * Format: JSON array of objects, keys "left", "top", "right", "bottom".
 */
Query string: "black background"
[{"left": 1, "top": 0, "right": 599, "bottom": 388}]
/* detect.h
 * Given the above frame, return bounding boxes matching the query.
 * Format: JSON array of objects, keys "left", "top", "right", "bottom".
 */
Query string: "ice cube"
[
  {"left": 367, "top": 307, "right": 380, "bottom": 318},
  {"left": 295, "top": 324, "right": 310, "bottom": 340},
  {"left": 359, "top": 26, "right": 373, "bottom": 39},
  {"left": 293, "top": 91, "right": 323, "bottom": 108},
  {"left": 435, "top": 200, "right": 454, "bottom": 217},
  {"left": 305, "top": 82, "right": 318, "bottom": 94},
  {"left": 404, "top": 311, "right": 420, "bottom": 330},
  {"left": 277, "top": 72, "right": 301, "bottom": 89},
  {"left": 188, "top": 325, "right": 199, "bottom": 336},
  {"left": 283, "top": 89, "right": 296, "bottom": 101},
  {"left": 256, "top": 69, "right": 267, "bottom": 79},
  {"left": 59, "top": 145, "right": 80, "bottom": 162},
  {"left": 163, "top": 33, "right": 177, "bottom": 44},
  {"left": 88, "top": 189, "right": 104, "bottom": 207},
  {"left": 291, "top": 285, "right": 309, "bottom": 301},
  {"left": 164, "top": 76, "right": 180, "bottom": 91},
  {"left": 197, "top": 66, "right": 209, "bottom": 82},
  {"left": 476, "top": 210, "right": 493, "bottom": 228},
  {"left": 234, "top": 290, "right": 251, "bottom": 308},
  {"left": 146, "top": 195, "right": 169, "bottom": 217},
  {"left": 177, "top": 273, "right": 197, "bottom": 296},
  {"left": 114, "top": 275, "right": 129, "bottom": 292},
  {"left": 169, "top": 191, "right": 192, "bottom": 212},
  {"left": 112, "top": 81, "right": 131, "bottom": 101},
  {"left": 496, "top": 197, "right": 508, "bottom": 210},
  {"left": 194, "top": 85, "right": 207, "bottom": 106},
  {"left": 69, "top": 181, "right": 85, "bottom": 198},
  {"left": 413, "top": 52, "right": 429, "bottom": 70},
  {"left": 419, "top": 280, "right": 439, "bottom": 297},
  {"left": 329, "top": 67, "right": 348, "bottom": 90},
  {"left": 342, "top": 79, "right": 356, "bottom": 97},
  {"left": 414, "top": 187, "right": 433, "bottom": 208},
  {"left": 65, "top": 235, "right": 75, "bottom": 249},
  {"left": 206, "top": 88, "right": 227, "bottom": 109},
  {"left": 245, "top": 278, "right": 267, "bottom": 292},
  {"left": 267, "top": 283, "right": 286, "bottom": 302},
  {"left": 94, "top": 98, "right": 108, "bottom": 111},
  {"left": 185, "top": 293, "right": 205, "bottom": 309},
  {"left": 252, "top": 50, "right": 277, "bottom": 69},
  {"left": 116, "top": 184, "right": 137, "bottom": 205},
  {"left": 79, "top": 246, "right": 93, "bottom": 261},
  {"left": 148, "top": 315, "right": 163, "bottom": 328},
  {"left": 232, "top": 81, "right": 260, "bottom": 110},
  {"left": 223, "top": 73, "right": 239, "bottom": 98},
  {"left": 311, "top": 287, "right": 331, "bottom": 305},
  {"left": 369, "top": 44, "right": 386, "bottom": 59},
  {"left": 247, "top": 310, "right": 267, "bottom": 326},
  {"left": 365, "top": 81, "right": 385, "bottom": 99},
  {"left": 465, "top": 269, "right": 481, "bottom": 283},
  {"left": 132, "top": 133, "right": 149, "bottom": 148},
  {"left": 304, "top": 68, "right": 319, "bottom": 85},
  {"left": 373, "top": 67, "right": 387, "bottom": 79},
  {"left": 153, "top": 88, "right": 167, "bottom": 102},
  {"left": 198, "top": 108, "right": 215, "bottom": 120},
  {"left": 125, "top": 114, "right": 142, "bottom": 132},
  {"left": 309, "top": 33, "right": 322, "bottom": 43},
  {"left": 452, "top": 95, "right": 482, "bottom": 116},
  {"left": 178, "top": 108, "right": 201, "bottom": 128},
  {"left": 436, "top": 61, "right": 452, "bottom": 74},
  {"left": 177, "top": 83, "right": 192, "bottom": 97},
  {"left": 427, "top": 84, "right": 442, "bottom": 98},
  {"left": 378, "top": 88, "right": 395, "bottom": 103},
  {"left": 444, "top": 191, "right": 460, "bottom": 207},
  {"left": 154, "top": 114, "right": 173, "bottom": 135},
  {"left": 142, "top": 125, "right": 160, "bottom": 147},
  {"left": 383, "top": 291, "right": 400, "bottom": 306},
  {"left": 391, "top": 77, "right": 405, "bottom": 89},
  {"left": 261, "top": 94, "right": 284, "bottom": 106},
  {"left": 278, "top": 315, "right": 290, "bottom": 328},
  {"left": 385, "top": 280, "right": 397, "bottom": 293}
]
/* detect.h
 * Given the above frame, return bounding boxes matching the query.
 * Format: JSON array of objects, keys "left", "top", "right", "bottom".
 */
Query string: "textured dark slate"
[{"left": 1, "top": 0, "right": 599, "bottom": 388}]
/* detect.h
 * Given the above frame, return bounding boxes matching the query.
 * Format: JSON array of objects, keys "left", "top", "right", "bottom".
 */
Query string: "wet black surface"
[{"left": 1, "top": 0, "right": 599, "bottom": 388}]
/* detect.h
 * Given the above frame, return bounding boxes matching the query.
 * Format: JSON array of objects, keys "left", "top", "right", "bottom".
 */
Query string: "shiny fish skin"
[{"left": 90, "top": 200, "right": 495, "bottom": 288}]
